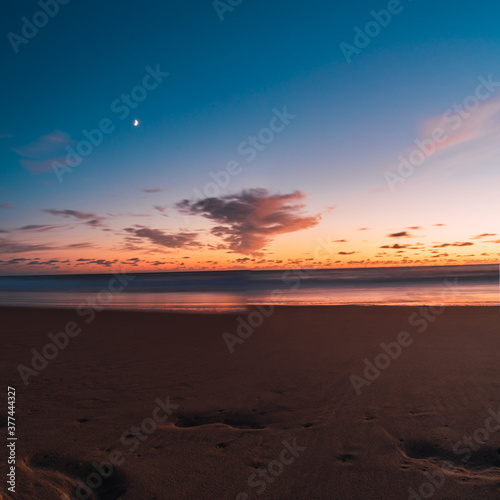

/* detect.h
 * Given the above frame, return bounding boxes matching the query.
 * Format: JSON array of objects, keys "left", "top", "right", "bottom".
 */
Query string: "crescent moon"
[{"left": 133, "top": 120, "right": 139, "bottom": 126}]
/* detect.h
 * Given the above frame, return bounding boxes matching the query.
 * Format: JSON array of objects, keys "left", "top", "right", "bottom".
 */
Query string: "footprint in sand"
[
  {"left": 401, "top": 440, "right": 500, "bottom": 482},
  {"left": 5, "top": 453, "right": 127, "bottom": 500},
  {"left": 337, "top": 453, "right": 358, "bottom": 465},
  {"left": 173, "top": 410, "right": 268, "bottom": 429}
]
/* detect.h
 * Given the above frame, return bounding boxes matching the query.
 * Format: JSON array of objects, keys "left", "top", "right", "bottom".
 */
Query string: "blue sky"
[{"left": 1, "top": 0, "right": 499, "bottom": 273}]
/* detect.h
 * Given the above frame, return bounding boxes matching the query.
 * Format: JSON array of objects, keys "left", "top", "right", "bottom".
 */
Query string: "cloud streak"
[
  {"left": 124, "top": 226, "right": 200, "bottom": 249},
  {"left": 43, "top": 209, "right": 106, "bottom": 227},
  {"left": 420, "top": 97, "right": 500, "bottom": 154},
  {"left": 0, "top": 238, "right": 55, "bottom": 254},
  {"left": 14, "top": 130, "right": 74, "bottom": 173}
]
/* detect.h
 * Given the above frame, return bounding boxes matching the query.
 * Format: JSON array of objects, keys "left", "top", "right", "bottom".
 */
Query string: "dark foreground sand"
[{"left": 1, "top": 306, "right": 500, "bottom": 500}]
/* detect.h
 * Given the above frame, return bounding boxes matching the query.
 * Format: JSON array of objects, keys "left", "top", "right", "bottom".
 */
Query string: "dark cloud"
[
  {"left": 177, "top": 189, "right": 321, "bottom": 255},
  {"left": 380, "top": 244, "right": 409, "bottom": 249},
  {"left": 406, "top": 226, "right": 422, "bottom": 230},
  {"left": 153, "top": 205, "right": 169, "bottom": 214},
  {"left": 43, "top": 208, "right": 106, "bottom": 227},
  {"left": 387, "top": 231, "right": 414, "bottom": 238},
  {"left": 471, "top": 233, "right": 497, "bottom": 239},
  {"left": 143, "top": 188, "right": 163, "bottom": 193},
  {"left": 43, "top": 209, "right": 97, "bottom": 220},
  {"left": 0, "top": 238, "right": 54, "bottom": 254},
  {"left": 75, "top": 259, "right": 118, "bottom": 267},
  {"left": 90, "top": 260, "right": 115, "bottom": 267},
  {"left": 18, "top": 224, "right": 62, "bottom": 232},
  {"left": 124, "top": 226, "right": 200, "bottom": 249},
  {"left": 358, "top": 227, "right": 370, "bottom": 231},
  {"left": 66, "top": 242, "right": 94, "bottom": 249},
  {"left": 26, "top": 259, "right": 60, "bottom": 266},
  {"left": 0, "top": 258, "right": 30, "bottom": 265},
  {"left": 0, "top": 203, "right": 14, "bottom": 209},
  {"left": 432, "top": 242, "right": 474, "bottom": 248},
  {"left": 86, "top": 219, "right": 103, "bottom": 227},
  {"left": 338, "top": 251, "right": 357, "bottom": 255},
  {"left": 0, "top": 258, "right": 61, "bottom": 268}
]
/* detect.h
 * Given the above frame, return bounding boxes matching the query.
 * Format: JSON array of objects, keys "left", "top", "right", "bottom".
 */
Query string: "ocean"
[{"left": 0, "top": 264, "right": 497, "bottom": 312}]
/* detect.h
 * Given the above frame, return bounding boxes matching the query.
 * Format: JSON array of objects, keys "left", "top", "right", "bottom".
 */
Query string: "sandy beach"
[{"left": 1, "top": 306, "right": 500, "bottom": 499}]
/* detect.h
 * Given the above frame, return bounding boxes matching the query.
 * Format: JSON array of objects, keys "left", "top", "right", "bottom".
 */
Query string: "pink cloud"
[
  {"left": 13, "top": 131, "right": 74, "bottom": 173},
  {"left": 177, "top": 189, "right": 322, "bottom": 255},
  {"left": 419, "top": 98, "right": 500, "bottom": 154}
]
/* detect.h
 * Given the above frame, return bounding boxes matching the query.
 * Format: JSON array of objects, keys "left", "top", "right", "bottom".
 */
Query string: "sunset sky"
[{"left": 1, "top": 0, "right": 499, "bottom": 274}]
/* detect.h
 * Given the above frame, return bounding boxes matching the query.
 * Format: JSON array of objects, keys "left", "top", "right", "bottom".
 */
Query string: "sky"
[{"left": 0, "top": 0, "right": 499, "bottom": 274}]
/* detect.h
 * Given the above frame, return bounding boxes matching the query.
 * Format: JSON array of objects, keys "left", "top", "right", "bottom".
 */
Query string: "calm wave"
[{"left": 0, "top": 264, "right": 497, "bottom": 311}]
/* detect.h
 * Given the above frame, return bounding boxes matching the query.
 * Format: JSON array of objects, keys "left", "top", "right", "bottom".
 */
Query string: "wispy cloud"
[
  {"left": 17, "top": 224, "right": 65, "bottom": 233},
  {"left": 66, "top": 242, "right": 94, "bottom": 249},
  {"left": 177, "top": 188, "right": 321, "bottom": 255},
  {"left": 432, "top": 242, "right": 474, "bottom": 248},
  {"left": 153, "top": 205, "right": 169, "bottom": 214},
  {"left": 14, "top": 130, "right": 74, "bottom": 173},
  {"left": 42, "top": 209, "right": 106, "bottom": 227},
  {"left": 420, "top": 98, "right": 500, "bottom": 154},
  {"left": 471, "top": 233, "right": 497, "bottom": 239},
  {"left": 43, "top": 209, "right": 97, "bottom": 219},
  {"left": 124, "top": 226, "right": 200, "bottom": 249},
  {"left": 0, "top": 238, "right": 54, "bottom": 254}
]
